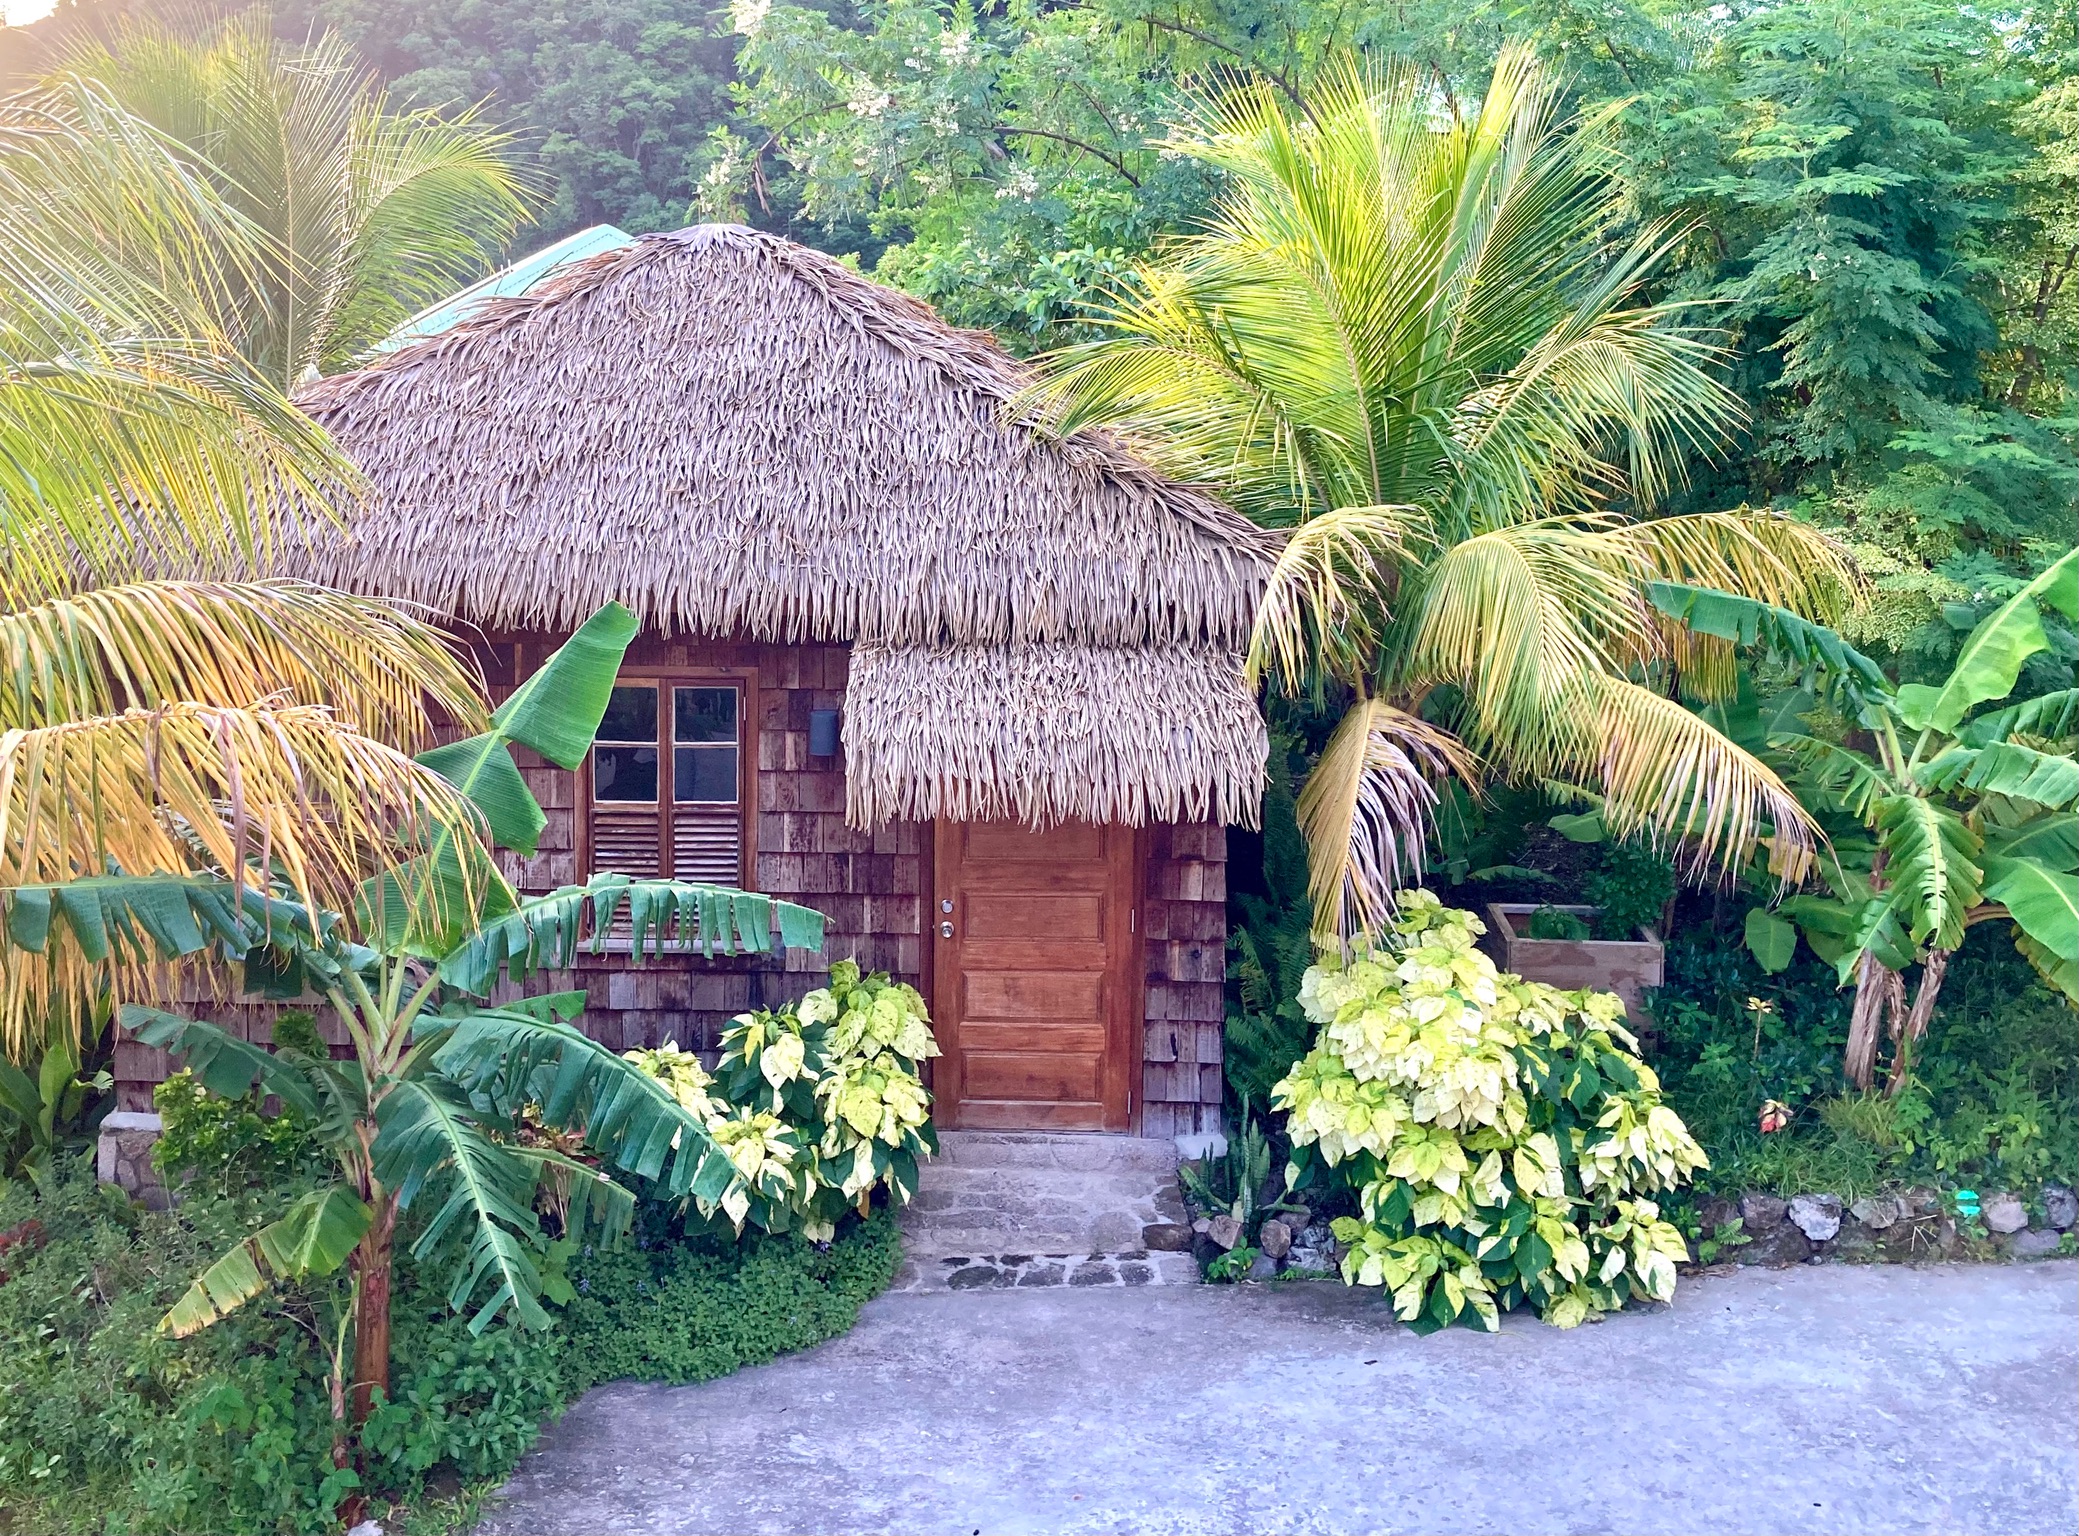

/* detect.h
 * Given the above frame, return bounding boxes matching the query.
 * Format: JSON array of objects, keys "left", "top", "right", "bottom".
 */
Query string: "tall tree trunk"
[
  {"left": 349, "top": 1194, "right": 398, "bottom": 1426},
  {"left": 1886, "top": 949, "right": 1951, "bottom": 1097}
]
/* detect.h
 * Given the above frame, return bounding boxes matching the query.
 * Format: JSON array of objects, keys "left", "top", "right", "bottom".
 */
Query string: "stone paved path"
[{"left": 476, "top": 1260, "right": 2076, "bottom": 1536}]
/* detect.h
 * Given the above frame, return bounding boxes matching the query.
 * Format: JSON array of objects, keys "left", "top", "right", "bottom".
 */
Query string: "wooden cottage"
[{"left": 123, "top": 225, "right": 1275, "bottom": 1138}]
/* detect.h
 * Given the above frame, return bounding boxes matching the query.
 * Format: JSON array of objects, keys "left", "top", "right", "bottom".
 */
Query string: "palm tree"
[
  {"left": 1, "top": 79, "right": 495, "bottom": 1049},
  {"left": 1039, "top": 49, "right": 1856, "bottom": 941},
  {"left": 49, "top": 13, "right": 534, "bottom": 386}
]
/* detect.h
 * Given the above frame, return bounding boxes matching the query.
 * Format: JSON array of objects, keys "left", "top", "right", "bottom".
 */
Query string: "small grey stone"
[
  {"left": 1207, "top": 1213, "right": 1244, "bottom": 1251},
  {"left": 1279, "top": 1203, "right": 1313, "bottom": 1231},
  {"left": 1735, "top": 1223, "right": 1813, "bottom": 1267},
  {"left": 347, "top": 1522, "right": 385, "bottom": 1536},
  {"left": 1069, "top": 1262, "right": 1117, "bottom": 1286},
  {"left": 1286, "top": 1246, "right": 1336, "bottom": 1275},
  {"left": 1014, "top": 1264, "right": 1065, "bottom": 1287},
  {"left": 1983, "top": 1193, "right": 2029, "bottom": 1235},
  {"left": 2044, "top": 1185, "right": 2078, "bottom": 1231},
  {"left": 1787, "top": 1193, "right": 1843, "bottom": 1242},
  {"left": 1258, "top": 1219, "right": 1293, "bottom": 1259},
  {"left": 1247, "top": 1253, "right": 1279, "bottom": 1281},
  {"left": 997, "top": 1253, "right": 1033, "bottom": 1266},
  {"left": 1849, "top": 1195, "right": 1902, "bottom": 1231},
  {"left": 1118, "top": 1263, "right": 1153, "bottom": 1285},
  {"left": 2007, "top": 1229, "right": 2063, "bottom": 1260},
  {"left": 1303, "top": 1220, "right": 1336, "bottom": 1249},
  {"left": 1739, "top": 1191, "right": 1788, "bottom": 1234},
  {"left": 1190, "top": 1216, "right": 1212, "bottom": 1235},
  {"left": 1902, "top": 1187, "right": 1942, "bottom": 1217},
  {"left": 946, "top": 1265, "right": 1003, "bottom": 1290},
  {"left": 938, "top": 1256, "right": 971, "bottom": 1266},
  {"left": 1142, "top": 1222, "right": 1193, "bottom": 1252}
]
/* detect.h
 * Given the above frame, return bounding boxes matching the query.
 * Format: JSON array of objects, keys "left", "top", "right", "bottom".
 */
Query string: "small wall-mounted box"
[{"left": 808, "top": 708, "right": 841, "bottom": 759}]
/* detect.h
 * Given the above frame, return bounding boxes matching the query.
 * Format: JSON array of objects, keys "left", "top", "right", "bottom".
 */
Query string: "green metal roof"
[{"left": 376, "top": 224, "right": 633, "bottom": 351}]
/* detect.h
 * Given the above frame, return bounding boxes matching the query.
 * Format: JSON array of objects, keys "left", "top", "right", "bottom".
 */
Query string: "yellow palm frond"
[
  {"left": 1588, "top": 675, "right": 1817, "bottom": 885},
  {"left": 1246, "top": 505, "right": 1423, "bottom": 690},
  {"left": 0, "top": 701, "right": 491, "bottom": 1048},
  {"left": 1396, "top": 521, "right": 1654, "bottom": 770},
  {"left": 1296, "top": 698, "right": 1478, "bottom": 944},
  {"left": 0, "top": 580, "right": 486, "bottom": 747}
]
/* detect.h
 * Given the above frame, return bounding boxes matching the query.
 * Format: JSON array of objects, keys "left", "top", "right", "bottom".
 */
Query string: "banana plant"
[
  {"left": 1, "top": 602, "right": 826, "bottom": 1448},
  {"left": 1655, "top": 545, "right": 2078, "bottom": 1092}
]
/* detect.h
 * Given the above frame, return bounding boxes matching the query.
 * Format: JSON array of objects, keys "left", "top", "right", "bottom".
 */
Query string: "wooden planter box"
[{"left": 1483, "top": 904, "right": 1665, "bottom": 1030}]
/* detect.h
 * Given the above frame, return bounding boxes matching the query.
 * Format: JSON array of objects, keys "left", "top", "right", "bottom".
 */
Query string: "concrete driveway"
[{"left": 476, "top": 1261, "right": 2077, "bottom": 1536}]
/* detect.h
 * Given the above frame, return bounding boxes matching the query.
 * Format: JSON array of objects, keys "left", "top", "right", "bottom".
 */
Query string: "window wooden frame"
[{"left": 578, "top": 665, "right": 759, "bottom": 890}]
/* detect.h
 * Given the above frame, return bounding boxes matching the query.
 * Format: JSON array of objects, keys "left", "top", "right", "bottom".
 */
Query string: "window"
[{"left": 586, "top": 678, "right": 748, "bottom": 885}]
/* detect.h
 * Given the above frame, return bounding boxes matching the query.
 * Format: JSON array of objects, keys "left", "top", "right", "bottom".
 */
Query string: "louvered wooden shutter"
[
  {"left": 673, "top": 804, "right": 742, "bottom": 884},
  {"left": 591, "top": 806, "right": 666, "bottom": 878}
]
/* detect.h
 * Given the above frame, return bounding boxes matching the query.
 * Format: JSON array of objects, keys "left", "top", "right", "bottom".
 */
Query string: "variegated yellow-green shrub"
[
  {"left": 624, "top": 961, "right": 939, "bottom": 1240},
  {"left": 1273, "top": 891, "right": 1705, "bottom": 1332}
]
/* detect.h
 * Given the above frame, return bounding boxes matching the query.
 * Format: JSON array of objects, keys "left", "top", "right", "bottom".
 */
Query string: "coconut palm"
[
  {"left": 1039, "top": 49, "right": 1856, "bottom": 942},
  {"left": 1, "top": 80, "right": 495, "bottom": 1048},
  {"left": 50, "top": 13, "right": 533, "bottom": 386}
]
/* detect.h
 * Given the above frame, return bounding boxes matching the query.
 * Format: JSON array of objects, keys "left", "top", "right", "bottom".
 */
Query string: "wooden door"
[{"left": 931, "top": 820, "right": 1140, "bottom": 1131}]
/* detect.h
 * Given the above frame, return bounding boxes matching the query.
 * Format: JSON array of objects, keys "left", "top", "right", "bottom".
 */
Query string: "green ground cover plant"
[{"left": 0, "top": 1145, "right": 898, "bottom": 1535}]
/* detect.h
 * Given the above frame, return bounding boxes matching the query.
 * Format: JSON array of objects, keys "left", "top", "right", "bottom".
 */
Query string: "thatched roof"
[
  {"left": 294, "top": 224, "right": 1274, "bottom": 649},
  {"left": 291, "top": 224, "right": 1272, "bottom": 826},
  {"left": 845, "top": 642, "right": 1266, "bottom": 828}
]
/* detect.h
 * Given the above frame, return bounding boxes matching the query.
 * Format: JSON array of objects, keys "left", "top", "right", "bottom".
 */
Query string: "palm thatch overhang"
[{"left": 289, "top": 223, "right": 1274, "bottom": 829}]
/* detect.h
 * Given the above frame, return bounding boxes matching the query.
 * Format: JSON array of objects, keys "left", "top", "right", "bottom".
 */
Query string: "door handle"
[{"left": 939, "top": 920, "right": 954, "bottom": 939}]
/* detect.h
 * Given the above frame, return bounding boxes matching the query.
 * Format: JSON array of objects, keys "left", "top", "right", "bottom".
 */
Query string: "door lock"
[{"left": 939, "top": 920, "right": 954, "bottom": 938}]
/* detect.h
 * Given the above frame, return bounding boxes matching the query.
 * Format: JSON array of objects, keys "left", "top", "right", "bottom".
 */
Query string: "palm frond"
[
  {"left": 1245, "top": 505, "right": 1421, "bottom": 690},
  {"left": 0, "top": 703, "right": 483, "bottom": 1047},
  {"left": 1295, "top": 698, "right": 1477, "bottom": 943},
  {"left": 1589, "top": 675, "right": 1818, "bottom": 884},
  {"left": 0, "top": 580, "right": 485, "bottom": 746}
]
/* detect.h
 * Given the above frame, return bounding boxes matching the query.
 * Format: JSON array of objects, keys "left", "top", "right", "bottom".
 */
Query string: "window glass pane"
[
  {"left": 674, "top": 686, "right": 737, "bottom": 744},
  {"left": 674, "top": 745, "right": 738, "bottom": 803},
  {"left": 592, "top": 745, "right": 658, "bottom": 801},
  {"left": 596, "top": 685, "right": 657, "bottom": 743}
]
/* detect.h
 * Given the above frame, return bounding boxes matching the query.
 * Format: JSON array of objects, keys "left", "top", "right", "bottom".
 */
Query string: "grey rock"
[
  {"left": 2007, "top": 1229, "right": 2063, "bottom": 1260},
  {"left": 1285, "top": 1246, "right": 1336, "bottom": 1275},
  {"left": 1118, "top": 1263, "right": 1153, "bottom": 1286},
  {"left": 1849, "top": 1195, "right": 1903, "bottom": 1231},
  {"left": 2044, "top": 1185, "right": 2078, "bottom": 1231},
  {"left": 1829, "top": 1224, "right": 1878, "bottom": 1261},
  {"left": 1246, "top": 1253, "right": 1279, "bottom": 1281},
  {"left": 1983, "top": 1193, "right": 2029, "bottom": 1235},
  {"left": 1191, "top": 1216, "right": 1212, "bottom": 1235},
  {"left": 1735, "top": 1223, "right": 1813, "bottom": 1267},
  {"left": 946, "top": 1265, "right": 1004, "bottom": 1291},
  {"left": 1014, "top": 1264, "right": 1065, "bottom": 1287},
  {"left": 1207, "top": 1214, "right": 1244, "bottom": 1251},
  {"left": 1902, "top": 1186, "right": 1942, "bottom": 1217},
  {"left": 1739, "top": 1191, "right": 1789, "bottom": 1234},
  {"left": 1787, "top": 1193, "right": 1843, "bottom": 1242},
  {"left": 1258, "top": 1219, "right": 1293, "bottom": 1259},
  {"left": 1303, "top": 1220, "right": 1336, "bottom": 1249},
  {"left": 1068, "top": 1262, "right": 1117, "bottom": 1287},
  {"left": 346, "top": 1522, "right": 385, "bottom": 1536},
  {"left": 1142, "top": 1223, "right": 1193, "bottom": 1252},
  {"left": 1279, "top": 1203, "right": 1313, "bottom": 1232}
]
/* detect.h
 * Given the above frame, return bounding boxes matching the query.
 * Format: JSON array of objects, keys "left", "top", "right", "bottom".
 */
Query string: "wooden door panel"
[
  {"left": 962, "top": 970, "right": 1104, "bottom": 1017},
  {"left": 932, "top": 820, "right": 1140, "bottom": 1132},
  {"left": 962, "top": 1051, "right": 1103, "bottom": 1103},
  {"left": 964, "top": 892, "right": 1105, "bottom": 940}
]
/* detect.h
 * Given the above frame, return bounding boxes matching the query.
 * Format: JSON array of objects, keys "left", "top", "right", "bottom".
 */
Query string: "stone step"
[
  {"left": 931, "top": 1130, "right": 1181, "bottom": 1174},
  {"left": 899, "top": 1130, "right": 1191, "bottom": 1266},
  {"left": 889, "top": 1248, "right": 1199, "bottom": 1293}
]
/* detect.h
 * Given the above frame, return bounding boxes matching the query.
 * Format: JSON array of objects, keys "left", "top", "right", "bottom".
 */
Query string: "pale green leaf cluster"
[
  {"left": 1275, "top": 891, "right": 1706, "bottom": 1331},
  {"left": 626, "top": 960, "right": 939, "bottom": 1241}
]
